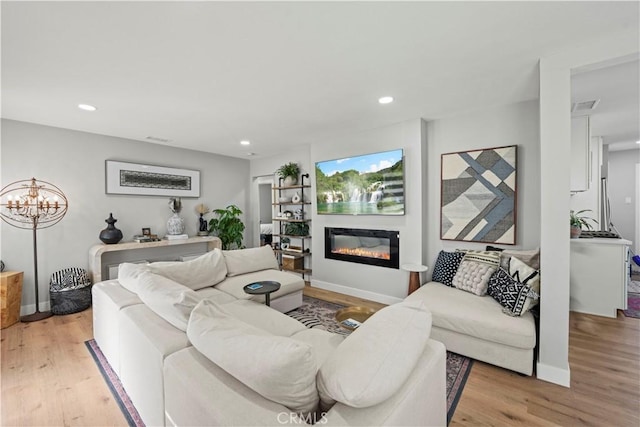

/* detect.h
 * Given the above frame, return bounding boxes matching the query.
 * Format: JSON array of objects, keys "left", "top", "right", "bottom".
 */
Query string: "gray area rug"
[{"left": 286, "top": 295, "right": 473, "bottom": 423}]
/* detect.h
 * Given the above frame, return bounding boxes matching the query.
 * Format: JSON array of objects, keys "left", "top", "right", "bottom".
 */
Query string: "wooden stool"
[{"left": 401, "top": 264, "right": 429, "bottom": 295}]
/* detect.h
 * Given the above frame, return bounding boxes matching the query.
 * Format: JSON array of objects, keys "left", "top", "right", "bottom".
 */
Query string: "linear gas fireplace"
[{"left": 325, "top": 227, "right": 399, "bottom": 269}]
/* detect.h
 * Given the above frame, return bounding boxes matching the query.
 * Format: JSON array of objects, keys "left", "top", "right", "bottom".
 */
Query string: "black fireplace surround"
[{"left": 325, "top": 227, "right": 399, "bottom": 269}]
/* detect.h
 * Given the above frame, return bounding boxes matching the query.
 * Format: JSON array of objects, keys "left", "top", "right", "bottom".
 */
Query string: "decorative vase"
[
  {"left": 570, "top": 226, "right": 582, "bottom": 239},
  {"left": 283, "top": 176, "right": 298, "bottom": 187},
  {"left": 167, "top": 213, "right": 185, "bottom": 235},
  {"left": 99, "top": 213, "right": 123, "bottom": 244},
  {"left": 291, "top": 191, "right": 302, "bottom": 203}
]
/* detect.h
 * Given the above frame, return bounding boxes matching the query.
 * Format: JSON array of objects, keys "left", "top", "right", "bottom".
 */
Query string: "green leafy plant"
[
  {"left": 276, "top": 162, "right": 300, "bottom": 182},
  {"left": 208, "top": 205, "right": 245, "bottom": 250},
  {"left": 570, "top": 209, "right": 597, "bottom": 230},
  {"left": 285, "top": 222, "right": 309, "bottom": 236}
]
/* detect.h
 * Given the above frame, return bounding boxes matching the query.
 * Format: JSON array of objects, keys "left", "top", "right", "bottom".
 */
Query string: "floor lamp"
[{"left": 0, "top": 178, "right": 68, "bottom": 322}]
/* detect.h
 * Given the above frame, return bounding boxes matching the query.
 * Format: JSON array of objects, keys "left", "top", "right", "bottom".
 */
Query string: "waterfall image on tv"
[{"left": 315, "top": 149, "right": 404, "bottom": 215}]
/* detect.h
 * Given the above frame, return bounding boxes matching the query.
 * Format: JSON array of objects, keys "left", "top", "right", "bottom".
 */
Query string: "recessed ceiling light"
[
  {"left": 240, "top": 140, "right": 251, "bottom": 146},
  {"left": 78, "top": 103, "right": 97, "bottom": 111},
  {"left": 636, "top": 140, "right": 640, "bottom": 144},
  {"left": 378, "top": 96, "right": 394, "bottom": 104}
]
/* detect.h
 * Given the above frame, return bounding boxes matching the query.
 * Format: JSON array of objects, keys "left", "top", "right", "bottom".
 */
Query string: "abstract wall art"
[{"left": 440, "top": 145, "right": 517, "bottom": 244}]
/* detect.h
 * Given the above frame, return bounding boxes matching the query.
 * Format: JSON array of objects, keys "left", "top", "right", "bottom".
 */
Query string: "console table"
[{"left": 89, "top": 236, "right": 222, "bottom": 283}]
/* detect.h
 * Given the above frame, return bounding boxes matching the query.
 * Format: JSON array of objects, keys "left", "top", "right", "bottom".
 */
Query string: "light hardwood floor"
[{"left": 1, "top": 286, "right": 638, "bottom": 426}]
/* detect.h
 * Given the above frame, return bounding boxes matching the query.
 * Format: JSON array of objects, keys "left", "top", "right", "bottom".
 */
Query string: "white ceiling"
[
  {"left": 2, "top": 1, "right": 639, "bottom": 159},
  {"left": 572, "top": 59, "right": 640, "bottom": 152}
]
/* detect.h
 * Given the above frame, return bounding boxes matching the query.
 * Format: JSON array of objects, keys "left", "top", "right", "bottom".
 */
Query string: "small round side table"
[{"left": 402, "top": 264, "right": 429, "bottom": 295}]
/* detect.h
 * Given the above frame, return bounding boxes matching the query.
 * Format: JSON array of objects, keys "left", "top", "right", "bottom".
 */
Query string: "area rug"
[
  {"left": 86, "top": 296, "right": 473, "bottom": 426},
  {"left": 85, "top": 340, "right": 144, "bottom": 427},
  {"left": 287, "top": 296, "right": 473, "bottom": 423}
]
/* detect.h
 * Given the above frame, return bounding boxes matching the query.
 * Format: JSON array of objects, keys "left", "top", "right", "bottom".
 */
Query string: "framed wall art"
[
  {"left": 440, "top": 145, "right": 517, "bottom": 244},
  {"left": 105, "top": 160, "right": 200, "bottom": 197}
]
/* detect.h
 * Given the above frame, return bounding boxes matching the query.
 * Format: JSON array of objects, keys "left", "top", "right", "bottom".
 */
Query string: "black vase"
[{"left": 99, "top": 213, "right": 123, "bottom": 244}]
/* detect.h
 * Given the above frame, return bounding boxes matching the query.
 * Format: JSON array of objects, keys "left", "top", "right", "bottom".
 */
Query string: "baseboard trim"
[
  {"left": 536, "top": 362, "right": 571, "bottom": 387},
  {"left": 310, "top": 279, "right": 403, "bottom": 306},
  {"left": 21, "top": 301, "right": 51, "bottom": 316}
]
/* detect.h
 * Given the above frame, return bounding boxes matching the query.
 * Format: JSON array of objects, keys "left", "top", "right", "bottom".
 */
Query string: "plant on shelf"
[
  {"left": 208, "top": 204, "right": 245, "bottom": 250},
  {"left": 276, "top": 162, "right": 300, "bottom": 186},
  {"left": 285, "top": 222, "right": 309, "bottom": 236},
  {"left": 570, "top": 209, "right": 597, "bottom": 238}
]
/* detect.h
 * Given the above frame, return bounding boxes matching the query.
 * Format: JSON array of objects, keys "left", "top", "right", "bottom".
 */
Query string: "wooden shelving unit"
[{"left": 273, "top": 173, "right": 312, "bottom": 279}]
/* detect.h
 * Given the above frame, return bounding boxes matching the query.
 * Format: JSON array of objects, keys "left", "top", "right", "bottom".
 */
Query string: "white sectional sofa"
[
  {"left": 92, "top": 244, "right": 447, "bottom": 426},
  {"left": 406, "top": 281, "right": 536, "bottom": 375},
  {"left": 405, "top": 248, "right": 539, "bottom": 376}
]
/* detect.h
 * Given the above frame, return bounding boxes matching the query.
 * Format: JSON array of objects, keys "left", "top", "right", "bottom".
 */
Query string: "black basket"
[{"left": 50, "top": 268, "right": 92, "bottom": 315}]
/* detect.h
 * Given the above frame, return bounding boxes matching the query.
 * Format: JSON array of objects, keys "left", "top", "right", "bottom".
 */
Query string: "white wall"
[
  {"left": 538, "top": 28, "right": 639, "bottom": 387},
  {"left": 425, "top": 101, "right": 541, "bottom": 267},
  {"left": 310, "top": 118, "right": 426, "bottom": 304},
  {"left": 608, "top": 148, "right": 640, "bottom": 247},
  {"left": 570, "top": 136, "right": 602, "bottom": 224},
  {"left": 1, "top": 119, "right": 250, "bottom": 313}
]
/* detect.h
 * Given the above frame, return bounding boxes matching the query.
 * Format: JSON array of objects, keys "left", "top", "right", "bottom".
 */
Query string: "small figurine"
[{"left": 195, "top": 203, "right": 210, "bottom": 236}]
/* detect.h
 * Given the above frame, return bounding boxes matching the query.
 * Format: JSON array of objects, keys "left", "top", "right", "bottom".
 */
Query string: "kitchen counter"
[{"left": 570, "top": 237, "right": 631, "bottom": 318}]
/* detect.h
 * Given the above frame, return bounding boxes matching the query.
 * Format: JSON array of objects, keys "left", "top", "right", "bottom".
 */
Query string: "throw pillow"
[
  {"left": 117, "top": 262, "right": 149, "bottom": 293},
  {"left": 431, "top": 250, "right": 465, "bottom": 286},
  {"left": 452, "top": 250, "right": 501, "bottom": 296},
  {"left": 187, "top": 299, "right": 319, "bottom": 415},
  {"left": 223, "top": 245, "right": 280, "bottom": 277},
  {"left": 487, "top": 268, "right": 539, "bottom": 316},
  {"left": 509, "top": 256, "right": 541, "bottom": 298},
  {"left": 147, "top": 249, "right": 227, "bottom": 290},
  {"left": 487, "top": 246, "right": 540, "bottom": 271},
  {"left": 317, "top": 300, "right": 431, "bottom": 409}
]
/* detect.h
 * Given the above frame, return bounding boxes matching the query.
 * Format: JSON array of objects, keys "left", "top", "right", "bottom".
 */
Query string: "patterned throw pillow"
[
  {"left": 486, "top": 245, "right": 540, "bottom": 271},
  {"left": 487, "top": 268, "right": 539, "bottom": 316},
  {"left": 431, "top": 251, "right": 465, "bottom": 286},
  {"left": 508, "top": 256, "right": 541, "bottom": 308},
  {"left": 452, "top": 250, "right": 501, "bottom": 296}
]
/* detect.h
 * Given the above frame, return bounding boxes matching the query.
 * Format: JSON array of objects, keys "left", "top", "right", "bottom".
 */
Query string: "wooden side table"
[
  {"left": 1, "top": 271, "right": 24, "bottom": 329},
  {"left": 402, "top": 264, "right": 429, "bottom": 295}
]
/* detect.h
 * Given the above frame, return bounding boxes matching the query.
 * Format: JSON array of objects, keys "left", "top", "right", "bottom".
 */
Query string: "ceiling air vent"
[{"left": 571, "top": 99, "right": 600, "bottom": 113}]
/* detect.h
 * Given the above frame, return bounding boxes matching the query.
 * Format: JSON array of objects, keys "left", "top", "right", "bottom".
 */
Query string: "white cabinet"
[
  {"left": 570, "top": 238, "right": 631, "bottom": 318},
  {"left": 570, "top": 116, "right": 591, "bottom": 192}
]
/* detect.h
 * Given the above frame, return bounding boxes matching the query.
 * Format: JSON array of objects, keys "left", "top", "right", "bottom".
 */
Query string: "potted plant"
[
  {"left": 208, "top": 204, "right": 245, "bottom": 249},
  {"left": 276, "top": 162, "right": 300, "bottom": 187},
  {"left": 570, "top": 209, "right": 597, "bottom": 238}
]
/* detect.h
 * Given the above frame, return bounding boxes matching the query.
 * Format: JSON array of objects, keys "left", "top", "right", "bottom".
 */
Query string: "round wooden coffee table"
[
  {"left": 335, "top": 306, "right": 377, "bottom": 330},
  {"left": 243, "top": 281, "right": 281, "bottom": 306}
]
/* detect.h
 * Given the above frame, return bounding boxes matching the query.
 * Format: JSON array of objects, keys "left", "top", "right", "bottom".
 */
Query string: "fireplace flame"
[{"left": 332, "top": 247, "right": 391, "bottom": 260}]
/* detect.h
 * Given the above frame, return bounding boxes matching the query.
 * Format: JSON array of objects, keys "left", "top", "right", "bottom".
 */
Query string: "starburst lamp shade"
[{"left": 0, "top": 178, "right": 69, "bottom": 322}]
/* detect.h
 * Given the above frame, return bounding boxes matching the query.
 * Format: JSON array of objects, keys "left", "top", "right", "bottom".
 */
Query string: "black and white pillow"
[
  {"left": 487, "top": 268, "right": 539, "bottom": 316},
  {"left": 431, "top": 250, "right": 465, "bottom": 286}
]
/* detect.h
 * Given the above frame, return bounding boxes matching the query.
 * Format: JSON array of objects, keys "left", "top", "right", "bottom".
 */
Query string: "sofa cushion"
[
  {"left": 290, "top": 328, "right": 345, "bottom": 367},
  {"left": 317, "top": 300, "right": 431, "bottom": 409},
  {"left": 187, "top": 299, "right": 319, "bottom": 415},
  {"left": 214, "top": 269, "right": 304, "bottom": 302},
  {"left": 135, "top": 271, "right": 203, "bottom": 331},
  {"left": 487, "top": 268, "right": 538, "bottom": 316},
  {"left": 147, "top": 249, "right": 227, "bottom": 290},
  {"left": 405, "top": 282, "right": 536, "bottom": 349},
  {"left": 217, "top": 299, "right": 306, "bottom": 337},
  {"left": 118, "top": 262, "right": 149, "bottom": 294},
  {"left": 452, "top": 250, "right": 501, "bottom": 296},
  {"left": 223, "top": 245, "right": 280, "bottom": 277},
  {"left": 431, "top": 250, "right": 465, "bottom": 286}
]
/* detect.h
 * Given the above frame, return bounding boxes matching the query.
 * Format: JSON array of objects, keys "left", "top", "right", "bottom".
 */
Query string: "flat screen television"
[{"left": 315, "top": 148, "right": 404, "bottom": 215}]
